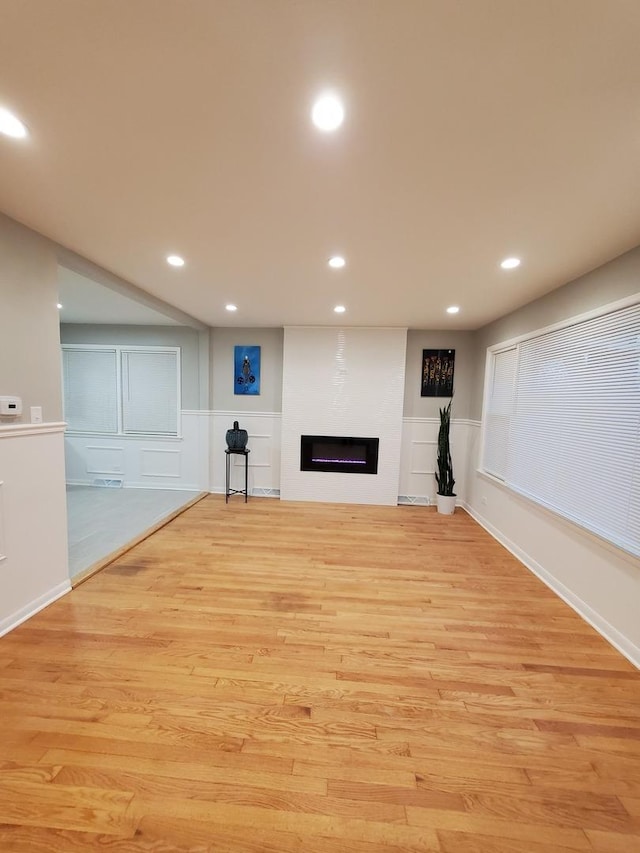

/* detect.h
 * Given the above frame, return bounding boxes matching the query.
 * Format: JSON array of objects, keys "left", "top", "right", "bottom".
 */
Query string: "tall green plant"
[{"left": 435, "top": 399, "right": 456, "bottom": 496}]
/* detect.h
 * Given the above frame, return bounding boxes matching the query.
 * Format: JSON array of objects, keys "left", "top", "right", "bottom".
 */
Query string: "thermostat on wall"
[{"left": 0, "top": 396, "right": 22, "bottom": 416}]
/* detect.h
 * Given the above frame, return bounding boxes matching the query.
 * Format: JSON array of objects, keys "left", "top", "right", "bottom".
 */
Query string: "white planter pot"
[{"left": 436, "top": 494, "right": 456, "bottom": 515}]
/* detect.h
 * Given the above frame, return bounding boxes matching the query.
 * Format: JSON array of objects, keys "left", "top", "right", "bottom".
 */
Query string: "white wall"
[
  {"left": 64, "top": 411, "right": 209, "bottom": 491},
  {"left": 0, "top": 425, "right": 70, "bottom": 636},
  {"left": 280, "top": 327, "right": 407, "bottom": 505}
]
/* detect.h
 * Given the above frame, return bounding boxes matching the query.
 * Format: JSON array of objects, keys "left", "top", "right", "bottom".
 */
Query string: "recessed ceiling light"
[
  {"left": 225, "top": 304, "right": 237, "bottom": 312},
  {"left": 166, "top": 255, "right": 185, "bottom": 267},
  {"left": 328, "top": 256, "right": 346, "bottom": 269},
  {"left": 57, "top": 303, "right": 63, "bottom": 310},
  {"left": 0, "top": 107, "right": 28, "bottom": 139},
  {"left": 446, "top": 306, "right": 460, "bottom": 314},
  {"left": 334, "top": 305, "right": 346, "bottom": 314},
  {"left": 500, "top": 257, "right": 521, "bottom": 270},
  {"left": 312, "top": 94, "right": 345, "bottom": 132}
]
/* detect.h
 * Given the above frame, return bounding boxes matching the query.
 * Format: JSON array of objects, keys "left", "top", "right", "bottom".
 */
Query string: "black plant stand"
[{"left": 225, "top": 448, "right": 250, "bottom": 503}]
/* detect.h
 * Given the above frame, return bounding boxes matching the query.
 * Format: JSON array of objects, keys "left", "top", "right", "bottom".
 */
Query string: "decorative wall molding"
[
  {"left": 140, "top": 448, "right": 181, "bottom": 478},
  {"left": 409, "top": 439, "right": 437, "bottom": 475},
  {"left": 0, "top": 421, "right": 67, "bottom": 438},
  {"left": 0, "top": 481, "right": 5, "bottom": 563},
  {"left": 85, "top": 445, "right": 124, "bottom": 475},
  {"left": 210, "top": 411, "right": 281, "bottom": 495},
  {"left": 399, "top": 417, "right": 471, "bottom": 505},
  {"left": 233, "top": 434, "right": 271, "bottom": 468},
  {"left": 197, "top": 410, "right": 282, "bottom": 419},
  {"left": 64, "top": 411, "right": 207, "bottom": 491}
]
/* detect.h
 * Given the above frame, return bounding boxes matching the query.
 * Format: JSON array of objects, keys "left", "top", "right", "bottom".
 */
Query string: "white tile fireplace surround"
[{"left": 280, "top": 327, "right": 407, "bottom": 505}]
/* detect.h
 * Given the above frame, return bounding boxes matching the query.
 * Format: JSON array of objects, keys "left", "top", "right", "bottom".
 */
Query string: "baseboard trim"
[
  {"left": 0, "top": 581, "right": 71, "bottom": 638},
  {"left": 209, "top": 488, "right": 281, "bottom": 498},
  {"left": 66, "top": 480, "right": 203, "bottom": 492},
  {"left": 462, "top": 501, "right": 640, "bottom": 670}
]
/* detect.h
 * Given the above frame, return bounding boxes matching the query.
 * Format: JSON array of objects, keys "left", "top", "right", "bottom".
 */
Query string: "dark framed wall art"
[
  {"left": 234, "top": 345, "right": 261, "bottom": 395},
  {"left": 421, "top": 349, "right": 455, "bottom": 397}
]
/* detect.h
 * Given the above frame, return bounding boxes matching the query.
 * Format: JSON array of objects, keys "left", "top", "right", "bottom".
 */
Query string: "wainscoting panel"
[
  {"left": 140, "top": 448, "right": 181, "bottom": 478},
  {"left": 410, "top": 440, "right": 437, "bottom": 475},
  {"left": 210, "top": 412, "right": 281, "bottom": 495},
  {"left": 0, "top": 481, "right": 5, "bottom": 563},
  {"left": 85, "top": 446, "right": 124, "bottom": 475},
  {"left": 0, "top": 423, "right": 71, "bottom": 636},
  {"left": 65, "top": 411, "right": 207, "bottom": 491},
  {"left": 398, "top": 417, "right": 473, "bottom": 506}
]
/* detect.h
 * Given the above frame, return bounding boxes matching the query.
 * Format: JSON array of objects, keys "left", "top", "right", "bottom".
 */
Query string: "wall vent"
[
  {"left": 398, "top": 495, "right": 431, "bottom": 506},
  {"left": 92, "top": 477, "right": 124, "bottom": 488}
]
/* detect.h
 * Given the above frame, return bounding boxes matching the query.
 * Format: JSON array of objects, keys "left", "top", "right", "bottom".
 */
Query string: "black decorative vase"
[{"left": 226, "top": 420, "right": 248, "bottom": 451}]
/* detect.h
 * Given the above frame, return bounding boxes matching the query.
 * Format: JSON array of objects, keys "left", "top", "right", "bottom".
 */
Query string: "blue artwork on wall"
[{"left": 234, "top": 345, "right": 261, "bottom": 395}]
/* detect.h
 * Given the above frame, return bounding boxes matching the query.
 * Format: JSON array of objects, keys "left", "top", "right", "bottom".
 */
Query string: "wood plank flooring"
[
  {"left": 1, "top": 495, "right": 639, "bottom": 852},
  {"left": 66, "top": 485, "right": 203, "bottom": 579}
]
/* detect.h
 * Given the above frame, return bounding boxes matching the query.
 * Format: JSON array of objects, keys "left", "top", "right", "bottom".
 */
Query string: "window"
[
  {"left": 62, "top": 345, "right": 180, "bottom": 437},
  {"left": 481, "top": 299, "right": 640, "bottom": 558}
]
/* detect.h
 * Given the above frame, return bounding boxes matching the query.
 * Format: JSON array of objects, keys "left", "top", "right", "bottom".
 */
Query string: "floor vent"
[
  {"left": 93, "top": 477, "right": 124, "bottom": 488},
  {"left": 398, "top": 495, "right": 431, "bottom": 506},
  {"left": 251, "top": 488, "right": 280, "bottom": 498}
]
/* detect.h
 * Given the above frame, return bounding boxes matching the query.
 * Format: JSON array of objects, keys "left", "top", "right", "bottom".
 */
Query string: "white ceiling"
[{"left": 2, "top": 0, "right": 640, "bottom": 330}]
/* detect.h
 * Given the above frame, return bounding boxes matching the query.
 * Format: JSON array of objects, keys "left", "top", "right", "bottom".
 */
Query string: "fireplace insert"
[{"left": 300, "top": 435, "right": 379, "bottom": 475}]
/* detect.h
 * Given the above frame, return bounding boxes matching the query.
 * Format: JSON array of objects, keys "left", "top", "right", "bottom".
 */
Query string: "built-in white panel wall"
[
  {"left": 399, "top": 417, "right": 474, "bottom": 506},
  {"left": 280, "top": 327, "right": 407, "bottom": 505},
  {"left": 0, "top": 425, "right": 70, "bottom": 636},
  {"left": 210, "top": 411, "right": 282, "bottom": 497},
  {"left": 64, "top": 411, "right": 209, "bottom": 491}
]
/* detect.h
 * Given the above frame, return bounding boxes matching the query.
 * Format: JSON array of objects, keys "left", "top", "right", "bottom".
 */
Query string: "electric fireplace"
[{"left": 300, "top": 435, "right": 379, "bottom": 475}]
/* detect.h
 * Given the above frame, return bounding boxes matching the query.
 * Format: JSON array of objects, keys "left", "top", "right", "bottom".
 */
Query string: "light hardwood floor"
[
  {"left": 66, "top": 485, "right": 203, "bottom": 578},
  {"left": 1, "top": 496, "right": 639, "bottom": 852}
]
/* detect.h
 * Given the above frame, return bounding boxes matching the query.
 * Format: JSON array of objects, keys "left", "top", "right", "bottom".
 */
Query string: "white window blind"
[
  {"left": 62, "top": 348, "right": 118, "bottom": 433},
  {"left": 482, "top": 302, "right": 640, "bottom": 557},
  {"left": 482, "top": 347, "right": 517, "bottom": 480},
  {"left": 62, "top": 345, "right": 180, "bottom": 437},
  {"left": 122, "top": 350, "right": 178, "bottom": 435}
]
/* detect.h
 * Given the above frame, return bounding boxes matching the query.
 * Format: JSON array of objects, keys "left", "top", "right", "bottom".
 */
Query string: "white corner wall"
[
  {"left": 0, "top": 424, "right": 71, "bottom": 636},
  {"left": 280, "top": 327, "right": 407, "bottom": 505}
]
